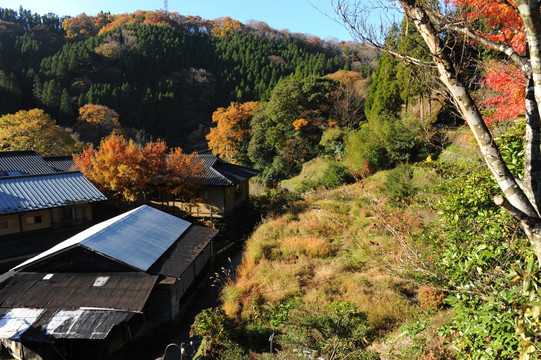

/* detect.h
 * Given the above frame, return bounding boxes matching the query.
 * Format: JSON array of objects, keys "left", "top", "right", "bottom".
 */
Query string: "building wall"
[
  {"left": 144, "top": 242, "right": 213, "bottom": 322},
  {"left": 50, "top": 204, "right": 93, "bottom": 229},
  {"left": 181, "top": 180, "right": 249, "bottom": 218},
  {"left": 0, "top": 204, "right": 94, "bottom": 239},
  {"left": 224, "top": 180, "right": 249, "bottom": 214},
  {"left": 0, "top": 209, "right": 52, "bottom": 237}
]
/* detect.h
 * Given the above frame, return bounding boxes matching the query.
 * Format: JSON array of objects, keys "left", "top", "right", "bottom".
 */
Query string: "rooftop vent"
[
  {"left": 92, "top": 276, "right": 110, "bottom": 287},
  {"left": 42, "top": 274, "right": 54, "bottom": 280}
]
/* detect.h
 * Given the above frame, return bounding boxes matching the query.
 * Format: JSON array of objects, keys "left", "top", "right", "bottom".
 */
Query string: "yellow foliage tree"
[
  {"left": 292, "top": 118, "right": 309, "bottom": 131},
  {"left": 206, "top": 101, "right": 259, "bottom": 163},
  {"left": 0, "top": 109, "right": 82, "bottom": 156},
  {"left": 211, "top": 17, "right": 244, "bottom": 37},
  {"left": 75, "top": 104, "right": 123, "bottom": 145},
  {"left": 62, "top": 13, "right": 98, "bottom": 40}
]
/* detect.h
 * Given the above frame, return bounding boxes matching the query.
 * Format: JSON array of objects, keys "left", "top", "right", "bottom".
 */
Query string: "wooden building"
[
  {"left": 0, "top": 151, "right": 107, "bottom": 271},
  {"left": 0, "top": 205, "right": 217, "bottom": 360},
  {"left": 156, "top": 154, "right": 259, "bottom": 218}
]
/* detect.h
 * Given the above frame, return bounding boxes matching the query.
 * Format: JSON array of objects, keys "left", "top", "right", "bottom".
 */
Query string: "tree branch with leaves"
[{"left": 335, "top": 0, "right": 541, "bottom": 266}]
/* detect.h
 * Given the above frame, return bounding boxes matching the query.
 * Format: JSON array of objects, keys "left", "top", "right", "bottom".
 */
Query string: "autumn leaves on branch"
[{"left": 74, "top": 134, "right": 204, "bottom": 203}]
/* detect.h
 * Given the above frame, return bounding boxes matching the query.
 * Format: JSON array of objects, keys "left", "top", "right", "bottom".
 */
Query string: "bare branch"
[{"left": 494, "top": 195, "right": 538, "bottom": 227}]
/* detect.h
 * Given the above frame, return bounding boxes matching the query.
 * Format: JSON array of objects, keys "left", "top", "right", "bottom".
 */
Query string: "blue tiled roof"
[
  {"left": 196, "top": 155, "right": 259, "bottom": 186},
  {"left": 0, "top": 172, "right": 107, "bottom": 215}
]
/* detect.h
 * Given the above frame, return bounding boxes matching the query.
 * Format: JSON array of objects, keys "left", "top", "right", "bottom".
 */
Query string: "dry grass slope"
[{"left": 222, "top": 170, "right": 438, "bottom": 334}]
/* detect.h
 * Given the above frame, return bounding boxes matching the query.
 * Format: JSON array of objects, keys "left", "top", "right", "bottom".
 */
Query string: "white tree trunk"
[{"left": 399, "top": 0, "right": 541, "bottom": 265}]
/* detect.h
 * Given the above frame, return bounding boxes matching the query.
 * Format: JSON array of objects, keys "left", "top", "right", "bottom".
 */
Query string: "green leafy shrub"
[
  {"left": 344, "top": 113, "right": 439, "bottom": 177},
  {"left": 277, "top": 301, "right": 377, "bottom": 360},
  {"left": 320, "top": 162, "right": 354, "bottom": 189},
  {"left": 432, "top": 162, "right": 533, "bottom": 359},
  {"left": 384, "top": 163, "right": 415, "bottom": 204},
  {"left": 496, "top": 119, "right": 525, "bottom": 179},
  {"left": 319, "top": 127, "right": 350, "bottom": 157}
]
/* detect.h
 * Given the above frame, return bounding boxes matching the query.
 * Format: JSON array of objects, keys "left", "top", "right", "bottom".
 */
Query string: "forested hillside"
[{"left": 0, "top": 7, "right": 371, "bottom": 148}]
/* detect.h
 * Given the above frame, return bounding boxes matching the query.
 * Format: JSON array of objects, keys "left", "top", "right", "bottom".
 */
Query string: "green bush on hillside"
[
  {"left": 343, "top": 113, "right": 438, "bottom": 178},
  {"left": 384, "top": 163, "right": 414, "bottom": 204},
  {"left": 432, "top": 161, "right": 536, "bottom": 359}
]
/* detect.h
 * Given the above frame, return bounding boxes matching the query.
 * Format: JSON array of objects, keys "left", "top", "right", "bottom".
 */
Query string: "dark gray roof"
[
  {"left": 0, "top": 151, "right": 57, "bottom": 177},
  {"left": 0, "top": 172, "right": 107, "bottom": 215},
  {"left": 0, "top": 272, "right": 157, "bottom": 311},
  {"left": 196, "top": 155, "right": 259, "bottom": 186},
  {"left": 43, "top": 156, "right": 76, "bottom": 172},
  {"left": 0, "top": 272, "right": 156, "bottom": 341},
  {"left": 149, "top": 224, "right": 217, "bottom": 278},
  {"left": 41, "top": 308, "right": 131, "bottom": 340}
]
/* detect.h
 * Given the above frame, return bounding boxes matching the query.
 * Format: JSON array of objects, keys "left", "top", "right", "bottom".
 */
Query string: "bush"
[
  {"left": 417, "top": 286, "right": 445, "bottom": 311},
  {"left": 432, "top": 162, "right": 531, "bottom": 359},
  {"left": 320, "top": 162, "right": 354, "bottom": 189},
  {"left": 320, "top": 127, "right": 350, "bottom": 157},
  {"left": 384, "top": 163, "right": 415, "bottom": 204},
  {"left": 343, "top": 113, "right": 439, "bottom": 177}
]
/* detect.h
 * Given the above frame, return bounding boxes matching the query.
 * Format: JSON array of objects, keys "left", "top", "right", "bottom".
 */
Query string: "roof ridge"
[
  {"left": 0, "top": 171, "right": 81, "bottom": 180},
  {"left": 207, "top": 164, "right": 234, "bottom": 186}
]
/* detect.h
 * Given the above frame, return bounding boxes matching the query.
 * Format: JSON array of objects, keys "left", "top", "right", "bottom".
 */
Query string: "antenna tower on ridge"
[{"left": 164, "top": 0, "right": 168, "bottom": 13}]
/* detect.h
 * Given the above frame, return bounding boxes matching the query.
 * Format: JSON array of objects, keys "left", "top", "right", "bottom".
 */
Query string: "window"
[
  {"left": 0, "top": 219, "right": 17, "bottom": 229},
  {"left": 26, "top": 215, "right": 42, "bottom": 224}
]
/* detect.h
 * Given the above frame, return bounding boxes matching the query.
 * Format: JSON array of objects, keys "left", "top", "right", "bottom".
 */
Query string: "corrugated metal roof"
[
  {"left": 0, "top": 151, "right": 57, "bottom": 177},
  {"left": 0, "top": 308, "right": 45, "bottom": 340},
  {"left": 149, "top": 225, "right": 217, "bottom": 277},
  {"left": 13, "top": 205, "right": 191, "bottom": 272},
  {"left": 44, "top": 309, "right": 130, "bottom": 340},
  {"left": 195, "top": 155, "right": 259, "bottom": 186},
  {"left": 0, "top": 172, "right": 107, "bottom": 215},
  {"left": 43, "top": 156, "right": 76, "bottom": 173},
  {"left": 0, "top": 272, "right": 157, "bottom": 311}
]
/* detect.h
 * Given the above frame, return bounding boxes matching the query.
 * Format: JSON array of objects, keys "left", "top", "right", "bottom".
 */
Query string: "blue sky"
[{"left": 2, "top": 0, "right": 355, "bottom": 42}]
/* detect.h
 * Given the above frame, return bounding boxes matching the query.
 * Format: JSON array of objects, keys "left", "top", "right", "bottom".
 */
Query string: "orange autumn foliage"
[
  {"left": 98, "top": 11, "right": 178, "bottom": 35},
  {"left": 450, "top": 0, "right": 527, "bottom": 123},
  {"left": 451, "top": 0, "right": 525, "bottom": 54},
  {"left": 292, "top": 118, "right": 309, "bottom": 131},
  {"left": 74, "top": 134, "right": 203, "bottom": 202},
  {"left": 211, "top": 17, "right": 244, "bottom": 37},
  {"left": 75, "top": 104, "right": 123, "bottom": 145},
  {"left": 62, "top": 13, "right": 98, "bottom": 40},
  {"left": 206, "top": 101, "right": 258, "bottom": 163},
  {"left": 482, "top": 61, "right": 526, "bottom": 124}
]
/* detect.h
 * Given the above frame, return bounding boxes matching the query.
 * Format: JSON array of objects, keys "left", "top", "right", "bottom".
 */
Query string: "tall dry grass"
[{"left": 222, "top": 169, "right": 436, "bottom": 337}]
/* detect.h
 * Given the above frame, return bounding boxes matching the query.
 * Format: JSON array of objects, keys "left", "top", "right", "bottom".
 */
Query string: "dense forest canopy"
[{"left": 0, "top": 7, "right": 374, "bottom": 149}]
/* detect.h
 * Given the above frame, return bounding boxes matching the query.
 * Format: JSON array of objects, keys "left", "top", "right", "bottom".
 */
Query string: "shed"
[{"left": 0, "top": 205, "right": 217, "bottom": 360}]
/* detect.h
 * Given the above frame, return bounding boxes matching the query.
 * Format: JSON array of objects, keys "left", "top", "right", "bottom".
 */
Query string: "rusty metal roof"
[
  {"left": 43, "top": 308, "right": 131, "bottom": 340},
  {"left": 0, "top": 272, "right": 157, "bottom": 341}
]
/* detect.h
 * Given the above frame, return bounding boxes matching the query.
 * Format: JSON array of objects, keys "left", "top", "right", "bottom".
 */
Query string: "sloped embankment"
[{"left": 221, "top": 167, "right": 442, "bottom": 356}]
